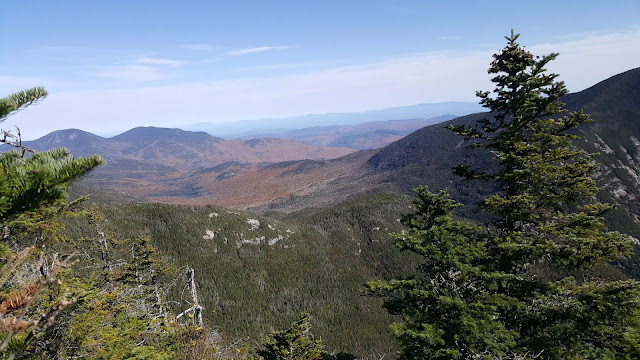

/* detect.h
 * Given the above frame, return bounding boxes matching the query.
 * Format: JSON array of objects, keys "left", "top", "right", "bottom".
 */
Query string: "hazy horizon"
[{"left": 2, "top": 1, "right": 639, "bottom": 139}]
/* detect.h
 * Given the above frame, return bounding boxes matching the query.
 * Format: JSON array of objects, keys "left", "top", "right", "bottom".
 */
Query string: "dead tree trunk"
[{"left": 176, "top": 266, "right": 203, "bottom": 327}]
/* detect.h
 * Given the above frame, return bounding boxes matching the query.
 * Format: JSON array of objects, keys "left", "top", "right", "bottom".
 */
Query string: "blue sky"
[{"left": 1, "top": 0, "right": 639, "bottom": 138}]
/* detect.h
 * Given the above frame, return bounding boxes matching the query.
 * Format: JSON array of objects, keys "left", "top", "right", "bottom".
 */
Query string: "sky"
[{"left": 1, "top": 0, "right": 639, "bottom": 139}]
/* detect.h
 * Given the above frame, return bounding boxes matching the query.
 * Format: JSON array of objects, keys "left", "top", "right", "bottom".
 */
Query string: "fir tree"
[
  {"left": 449, "top": 31, "right": 640, "bottom": 358},
  {"left": 0, "top": 87, "right": 104, "bottom": 228},
  {"left": 0, "top": 89, "right": 214, "bottom": 359},
  {"left": 368, "top": 31, "right": 640, "bottom": 359}
]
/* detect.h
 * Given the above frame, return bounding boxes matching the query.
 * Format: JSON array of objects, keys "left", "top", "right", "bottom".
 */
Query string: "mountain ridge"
[
  {"left": 10, "top": 126, "right": 357, "bottom": 201},
  {"left": 182, "top": 101, "right": 483, "bottom": 138},
  {"left": 238, "top": 114, "right": 457, "bottom": 150}
]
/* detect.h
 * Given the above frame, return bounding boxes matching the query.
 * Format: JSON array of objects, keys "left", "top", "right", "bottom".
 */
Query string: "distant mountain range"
[
  {"left": 24, "top": 127, "right": 355, "bottom": 166},
  {"left": 9, "top": 68, "right": 640, "bottom": 237},
  {"left": 10, "top": 108, "right": 473, "bottom": 203},
  {"left": 9, "top": 127, "right": 355, "bottom": 200},
  {"left": 175, "top": 67, "right": 640, "bottom": 237},
  {"left": 182, "top": 101, "right": 482, "bottom": 138},
  {"left": 234, "top": 114, "right": 456, "bottom": 150}
]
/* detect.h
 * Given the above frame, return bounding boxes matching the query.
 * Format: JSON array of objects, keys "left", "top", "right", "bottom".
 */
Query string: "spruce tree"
[
  {"left": 256, "top": 314, "right": 327, "bottom": 360},
  {"left": 368, "top": 31, "right": 640, "bottom": 359},
  {"left": 0, "top": 87, "right": 104, "bottom": 358},
  {"left": 449, "top": 30, "right": 640, "bottom": 359},
  {"left": 0, "top": 87, "right": 104, "bottom": 227},
  {"left": 366, "top": 187, "right": 521, "bottom": 359},
  {"left": 255, "top": 314, "right": 356, "bottom": 360}
]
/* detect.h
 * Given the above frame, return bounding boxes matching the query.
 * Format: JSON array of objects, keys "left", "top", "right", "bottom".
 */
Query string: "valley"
[
  {"left": 6, "top": 67, "right": 640, "bottom": 359},
  {"left": 63, "top": 68, "right": 640, "bottom": 233},
  {"left": 3, "top": 4, "right": 639, "bottom": 358},
  {"left": 73, "top": 67, "right": 640, "bottom": 357}
]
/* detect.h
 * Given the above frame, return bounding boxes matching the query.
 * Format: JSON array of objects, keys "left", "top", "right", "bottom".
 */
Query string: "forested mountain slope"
[{"left": 62, "top": 193, "right": 418, "bottom": 357}]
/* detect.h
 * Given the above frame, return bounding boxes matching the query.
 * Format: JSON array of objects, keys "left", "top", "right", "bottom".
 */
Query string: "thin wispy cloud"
[
  {"left": 178, "top": 44, "right": 215, "bottom": 51},
  {"left": 529, "top": 27, "right": 640, "bottom": 91},
  {"left": 94, "top": 65, "right": 169, "bottom": 83},
  {"left": 136, "top": 57, "right": 186, "bottom": 67},
  {"left": 439, "top": 36, "right": 461, "bottom": 40},
  {"left": 233, "top": 60, "right": 344, "bottom": 73},
  {"left": 90, "top": 56, "right": 186, "bottom": 83},
  {"left": 225, "top": 45, "right": 295, "bottom": 56}
]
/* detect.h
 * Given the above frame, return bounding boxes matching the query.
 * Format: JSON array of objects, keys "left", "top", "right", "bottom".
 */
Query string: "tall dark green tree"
[
  {"left": 368, "top": 31, "right": 640, "bottom": 359},
  {"left": 367, "top": 187, "right": 521, "bottom": 359},
  {"left": 449, "top": 30, "right": 640, "bottom": 359}
]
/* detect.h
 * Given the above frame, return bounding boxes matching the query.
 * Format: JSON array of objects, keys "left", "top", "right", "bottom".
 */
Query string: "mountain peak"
[
  {"left": 110, "top": 126, "right": 223, "bottom": 145},
  {"left": 39, "top": 128, "right": 103, "bottom": 145}
]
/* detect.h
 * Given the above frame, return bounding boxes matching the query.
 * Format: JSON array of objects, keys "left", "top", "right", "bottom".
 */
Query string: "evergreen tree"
[
  {"left": 368, "top": 31, "right": 640, "bottom": 359},
  {"left": 0, "top": 89, "right": 215, "bottom": 359},
  {"left": 449, "top": 30, "right": 640, "bottom": 358},
  {"left": 255, "top": 314, "right": 355, "bottom": 360},
  {"left": 367, "top": 187, "right": 521, "bottom": 359},
  {"left": 0, "top": 87, "right": 104, "bottom": 359},
  {"left": 0, "top": 87, "right": 48, "bottom": 121},
  {"left": 0, "top": 87, "right": 104, "bottom": 228},
  {"left": 256, "top": 314, "right": 326, "bottom": 360}
]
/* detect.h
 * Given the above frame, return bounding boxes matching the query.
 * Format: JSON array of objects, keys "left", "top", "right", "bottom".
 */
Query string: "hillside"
[
  {"left": 62, "top": 193, "right": 418, "bottom": 357},
  {"left": 566, "top": 68, "right": 640, "bottom": 219}
]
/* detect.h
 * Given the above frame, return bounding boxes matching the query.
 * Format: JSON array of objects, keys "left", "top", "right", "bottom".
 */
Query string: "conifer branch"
[{"left": 0, "top": 87, "right": 48, "bottom": 122}]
